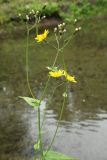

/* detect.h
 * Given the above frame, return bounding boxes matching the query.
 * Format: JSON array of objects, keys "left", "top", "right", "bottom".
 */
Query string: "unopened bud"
[
  {"left": 54, "top": 27, "right": 57, "bottom": 32},
  {"left": 42, "top": 15, "right": 46, "bottom": 19},
  {"left": 36, "top": 11, "right": 39, "bottom": 15},
  {"left": 75, "top": 27, "right": 81, "bottom": 32},
  {"left": 75, "top": 27, "right": 79, "bottom": 31},
  {"left": 32, "top": 9, "right": 35, "bottom": 14},
  {"left": 26, "top": 15, "right": 29, "bottom": 21},
  {"left": 58, "top": 24, "right": 62, "bottom": 27},
  {"left": 58, "top": 24, "right": 62, "bottom": 30},
  {"left": 78, "top": 26, "right": 82, "bottom": 30},
  {"left": 74, "top": 19, "right": 77, "bottom": 23},
  {"left": 62, "top": 22, "right": 65, "bottom": 26},
  {"left": 63, "top": 29, "right": 67, "bottom": 33},
  {"left": 18, "top": 13, "right": 21, "bottom": 17}
]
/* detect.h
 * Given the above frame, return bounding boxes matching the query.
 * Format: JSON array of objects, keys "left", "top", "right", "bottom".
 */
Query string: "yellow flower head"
[
  {"left": 65, "top": 74, "right": 77, "bottom": 83},
  {"left": 35, "top": 29, "right": 49, "bottom": 42},
  {"left": 48, "top": 67, "right": 77, "bottom": 83},
  {"left": 49, "top": 70, "right": 64, "bottom": 78}
]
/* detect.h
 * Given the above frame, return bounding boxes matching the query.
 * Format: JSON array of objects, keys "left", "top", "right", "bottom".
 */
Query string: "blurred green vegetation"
[{"left": 0, "top": 0, "right": 107, "bottom": 25}]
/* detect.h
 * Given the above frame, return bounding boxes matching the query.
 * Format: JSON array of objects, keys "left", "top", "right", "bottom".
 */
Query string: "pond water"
[{"left": 0, "top": 18, "right": 107, "bottom": 160}]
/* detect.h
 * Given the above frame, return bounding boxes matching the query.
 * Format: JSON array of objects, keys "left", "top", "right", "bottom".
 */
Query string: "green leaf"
[
  {"left": 19, "top": 96, "right": 40, "bottom": 108},
  {"left": 46, "top": 66, "right": 59, "bottom": 72},
  {"left": 34, "top": 140, "right": 40, "bottom": 151},
  {"left": 44, "top": 150, "right": 77, "bottom": 160}
]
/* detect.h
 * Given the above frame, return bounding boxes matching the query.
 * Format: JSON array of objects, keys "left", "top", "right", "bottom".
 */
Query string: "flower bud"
[
  {"left": 63, "top": 29, "right": 67, "bottom": 33},
  {"left": 42, "top": 15, "right": 46, "bottom": 19},
  {"left": 75, "top": 27, "right": 79, "bottom": 31},
  {"left": 74, "top": 19, "right": 77, "bottom": 23},
  {"left": 26, "top": 15, "right": 29, "bottom": 21},
  {"left": 36, "top": 11, "right": 39, "bottom": 15},
  {"left": 78, "top": 26, "right": 82, "bottom": 30},
  {"left": 18, "top": 13, "right": 21, "bottom": 17},
  {"left": 58, "top": 24, "right": 62, "bottom": 30},
  {"left": 62, "top": 22, "right": 65, "bottom": 26},
  {"left": 75, "top": 26, "right": 81, "bottom": 32},
  {"left": 54, "top": 27, "right": 57, "bottom": 32},
  {"left": 32, "top": 9, "right": 35, "bottom": 14}
]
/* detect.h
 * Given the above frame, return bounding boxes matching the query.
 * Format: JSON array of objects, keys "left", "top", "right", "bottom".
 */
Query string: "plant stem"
[
  {"left": 45, "top": 85, "right": 67, "bottom": 155},
  {"left": 38, "top": 107, "right": 44, "bottom": 160},
  {"left": 41, "top": 82, "right": 65, "bottom": 129},
  {"left": 26, "top": 23, "right": 35, "bottom": 98},
  {"left": 52, "top": 33, "right": 60, "bottom": 67}
]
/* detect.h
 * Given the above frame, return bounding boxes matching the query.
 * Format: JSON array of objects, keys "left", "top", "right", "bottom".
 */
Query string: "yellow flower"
[
  {"left": 65, "top": 74, "right": 77, "bottom": 83},
  {"left": 48, "top": 68, "right": 77, "bottom": 83},
  {"left": 49, "top": 70, "right": 64, "bottom": 78},
  {"left": 35, "top": 29, "right": 49, "bottom": 42}
]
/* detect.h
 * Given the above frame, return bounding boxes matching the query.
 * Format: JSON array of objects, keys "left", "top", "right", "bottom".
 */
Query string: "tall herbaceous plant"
[{"left": 19, "top": 1, "right": 81, "bottom": 160}]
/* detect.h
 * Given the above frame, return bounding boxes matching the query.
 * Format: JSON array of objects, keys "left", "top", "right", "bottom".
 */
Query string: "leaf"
[
  {"left": 19, "top": 96, "right": 40, "bottom": 108},
  {"left": 34, "top": 140, "right": 40, "bottom": 151},
  {"left": 46, "top": 66, "right": 58, "bottom": 72},
  {"left": 44, "top": 150, "right": 77, "bottom": 160}
]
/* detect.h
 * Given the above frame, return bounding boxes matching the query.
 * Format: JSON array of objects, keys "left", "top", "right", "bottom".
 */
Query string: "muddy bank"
[{"left": 0, "top": 16, "right": 62, "bottom": 39}]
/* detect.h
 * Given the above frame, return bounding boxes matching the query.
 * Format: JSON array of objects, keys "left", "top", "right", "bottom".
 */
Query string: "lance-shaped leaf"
[
  {"left": 19, "top": 96, "right": 41, "bottom": 108},
  {"left": 44, "top": 150, "right": 77, "bottom": 160}
]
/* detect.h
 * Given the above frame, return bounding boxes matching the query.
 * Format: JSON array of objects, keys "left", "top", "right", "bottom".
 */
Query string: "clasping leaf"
[{"left": 19, "top": 96, "right": 41, "bottom": 108}]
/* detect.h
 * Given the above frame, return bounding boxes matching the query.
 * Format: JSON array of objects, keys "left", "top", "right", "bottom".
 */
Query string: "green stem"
[
  {"left": 45, "top": 40, "right": 57, "bottom": 50},
  {"left": 38, "top": 107, "right": 44, "bottom": 160},
  {"left": 52, "top": 33, "right": 60, "bottom": 66},
  {"left": 39, "top": 33, "right": 60, "bottom": 130},
  {"left": 44, "top": 34, "right": 68, "bottom": 156},
  {"left": 26, "top": 22, "right": 44, "bottom": 159},
  {"left": 26, "top": 23, "right": 63, "bottom": 159},
  {"left": 41, "top": 82, "right": 65, "bottom": 129},
  {"left": 45, "top": 85, "right": 67, "bottom": 155},
  {"left": 60, "top": 34, "right": 74, "bottom": 51},
  {"left": 26, "top": 24, "right": 35, "bottom": 98}
]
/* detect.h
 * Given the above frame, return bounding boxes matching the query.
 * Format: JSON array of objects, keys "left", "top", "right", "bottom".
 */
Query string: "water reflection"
[{"left": 0, "top": 18, "right": 107, "bottom": 160}]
